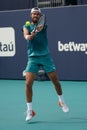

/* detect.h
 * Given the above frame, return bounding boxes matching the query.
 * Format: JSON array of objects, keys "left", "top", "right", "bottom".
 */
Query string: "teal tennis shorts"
[{"left": 25, "top": 54, "right": 56, "bottom": 74}]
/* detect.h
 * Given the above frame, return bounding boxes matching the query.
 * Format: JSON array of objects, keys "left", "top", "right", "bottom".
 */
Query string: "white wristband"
[{"left": 25, "top": 35, "right": 29, "bottom": 40}]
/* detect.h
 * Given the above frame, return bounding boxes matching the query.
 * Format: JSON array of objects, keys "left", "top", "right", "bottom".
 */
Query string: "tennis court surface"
[{"left": 0, "top": 79, "right": 87, "bottom": 130}]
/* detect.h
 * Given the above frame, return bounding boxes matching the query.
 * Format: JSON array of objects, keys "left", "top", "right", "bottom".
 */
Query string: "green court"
[{"left": 0, "top": 80, "right": 87, "bottom": 130}]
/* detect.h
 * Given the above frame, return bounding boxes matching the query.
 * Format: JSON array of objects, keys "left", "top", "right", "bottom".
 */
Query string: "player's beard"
[{"left": 32, "top": 17, "right": 39, "bottom": 23}]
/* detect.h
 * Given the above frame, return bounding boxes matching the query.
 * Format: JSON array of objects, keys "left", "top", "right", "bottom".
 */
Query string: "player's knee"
[{"left": 26, "top": 79, "right": 33, "bottom": 88}]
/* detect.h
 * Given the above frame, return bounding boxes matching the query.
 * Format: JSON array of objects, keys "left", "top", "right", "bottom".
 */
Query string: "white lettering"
[
  {"left": 0, "top": 27, "right": 16, "bottom": 57},
  {"left": 58, "top": 41, "right": 87, "bottom": 54}
]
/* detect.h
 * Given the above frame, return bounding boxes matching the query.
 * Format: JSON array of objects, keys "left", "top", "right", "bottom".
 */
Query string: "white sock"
[
  {"left": 58, "top": 95, "right": 65, "bottom": 103},
  {"left": 27, "top": 102, "right": 32, "bottom": 111}
]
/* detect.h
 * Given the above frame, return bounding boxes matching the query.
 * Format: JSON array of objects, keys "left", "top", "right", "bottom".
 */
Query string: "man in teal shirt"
[
  {"left": 23, "top": 7, "right": 69, "bottom": 122},
  {"left": 23, "top": 20, "right": 49, "bottom": 56}
]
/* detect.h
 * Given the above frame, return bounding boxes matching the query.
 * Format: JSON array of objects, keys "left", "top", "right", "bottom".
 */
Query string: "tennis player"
[{"left": 23, "top": 7, "right": 69, "bottom": 122}]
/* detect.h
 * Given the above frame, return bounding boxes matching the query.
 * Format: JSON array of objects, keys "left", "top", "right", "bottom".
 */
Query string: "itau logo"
[{"left": 0, "top": 27, "right": 16, "bottom": 57}]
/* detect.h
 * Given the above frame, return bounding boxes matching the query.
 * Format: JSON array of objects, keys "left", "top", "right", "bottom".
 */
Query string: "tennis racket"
[{"left": 32, "top": 14, "right": 46, "bottom": 33}]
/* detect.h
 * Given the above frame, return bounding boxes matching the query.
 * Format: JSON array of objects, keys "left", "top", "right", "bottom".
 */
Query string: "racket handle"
[{"left": 31, "top": 29, "right": 37, "bottom": 34}]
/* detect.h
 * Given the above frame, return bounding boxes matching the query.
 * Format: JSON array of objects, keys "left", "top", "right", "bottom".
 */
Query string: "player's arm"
[{"left": 23, "top": 27, "right": 36, "bottom": 40}]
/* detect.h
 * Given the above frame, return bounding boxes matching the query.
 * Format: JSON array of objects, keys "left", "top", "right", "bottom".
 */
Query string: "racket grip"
[{"left": 31, "top": 29, "right": 37, "bottom": 34}]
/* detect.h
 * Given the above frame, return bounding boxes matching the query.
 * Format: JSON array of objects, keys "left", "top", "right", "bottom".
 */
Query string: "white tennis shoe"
[
  {"left": 26, "top": 110, "right": 36, "bottom": 121},
  {"left": 58, "top": 101, "right": 69, "bottom": 113}
]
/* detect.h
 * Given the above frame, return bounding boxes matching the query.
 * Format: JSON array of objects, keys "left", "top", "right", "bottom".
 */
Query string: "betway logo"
[{"left": 58, "top": 41, "right": 87, "bottom": 54}]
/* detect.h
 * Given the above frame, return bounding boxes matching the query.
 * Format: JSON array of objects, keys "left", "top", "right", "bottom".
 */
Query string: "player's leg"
[
  {"left": 48, "top": 71, "right": 62, "bottom": 95},
  {"left": 25, "top": 72, "right": 36, "bottom": 121},
  {"left": 26, "top": 72, "right": 36, "bottom": 102},
  {"left": 48, "top": 71, "right": 69, "bottom": 112},
  {"left": 42, "top": 54, "right": 63, "bottom": 96},
  {"left": 24, "top": 57, "right": 39, "bottom": 121},
  {"left": 40, "top": 54, "right": 69, "bottom": 112}
]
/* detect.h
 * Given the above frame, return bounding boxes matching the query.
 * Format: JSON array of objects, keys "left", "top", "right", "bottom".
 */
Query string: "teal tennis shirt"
[{"left": 23, "top": 24, "right": 50, "bottom": 57}]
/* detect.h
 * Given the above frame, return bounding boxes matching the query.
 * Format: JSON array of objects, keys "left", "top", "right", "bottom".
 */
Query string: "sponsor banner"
[
  {"left": 0, "top": 6, "right": 87, "bottom": 80},
  {"left": 0, "top": 27, "right": 16, "bottom": 57},
  {"left": 58, "top": 41, "right": 87, "bottom": 54}
]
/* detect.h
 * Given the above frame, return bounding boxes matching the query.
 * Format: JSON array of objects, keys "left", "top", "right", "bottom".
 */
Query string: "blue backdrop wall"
[
  {"left": 0, "top": 5, "right": 87, "bottom": 80},
  {"left": 0, "top": 0, "right": 35, "bottom": 11}
]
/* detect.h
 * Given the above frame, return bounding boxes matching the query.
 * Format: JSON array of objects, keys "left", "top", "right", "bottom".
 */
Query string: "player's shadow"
[{"left": 28, "top": 117, "right": 87, "bottom": 124}]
